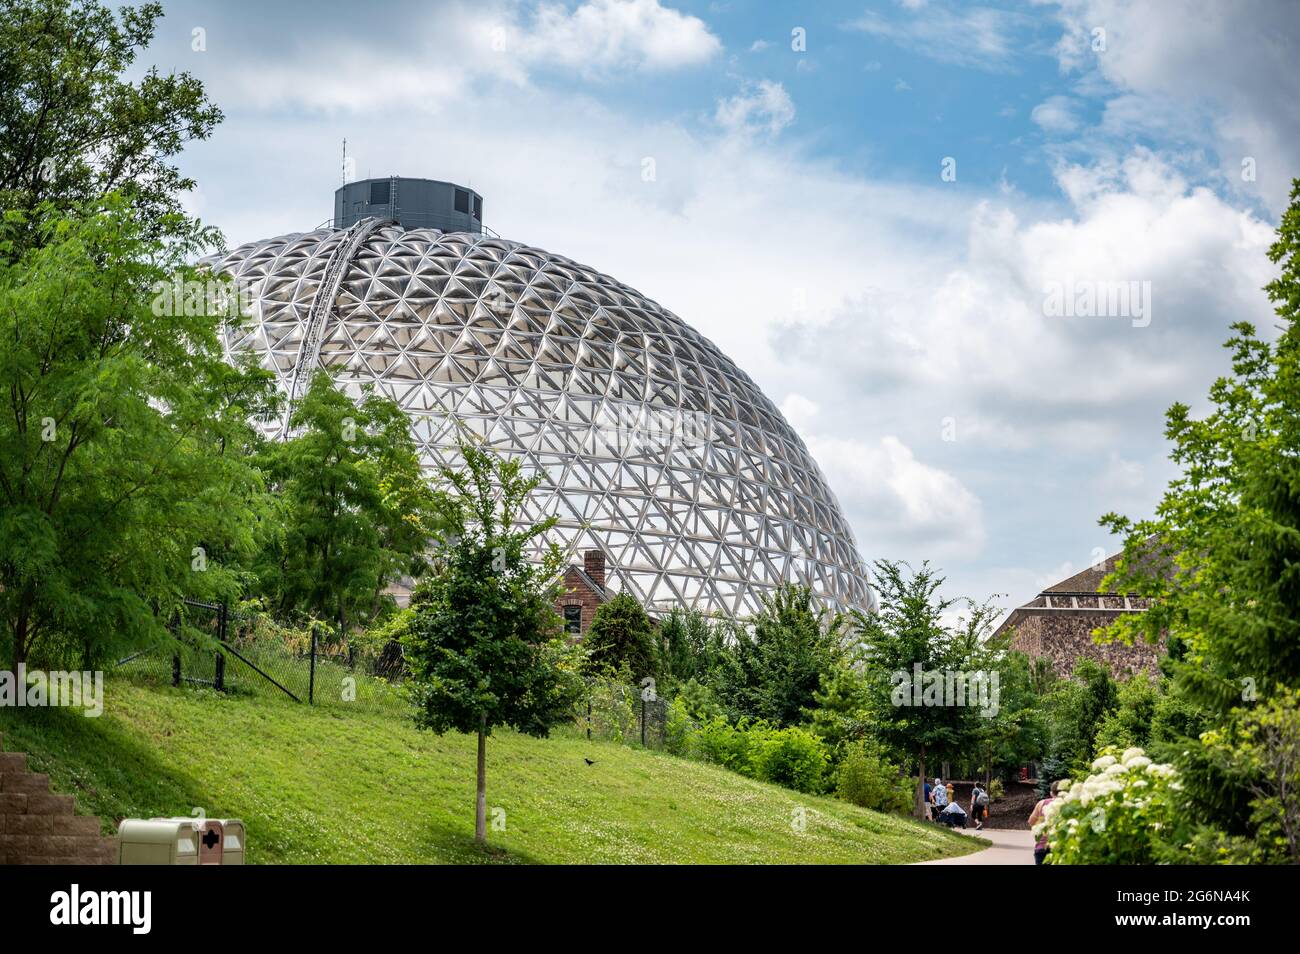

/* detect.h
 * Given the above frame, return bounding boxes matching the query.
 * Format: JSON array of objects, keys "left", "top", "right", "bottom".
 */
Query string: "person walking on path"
[
  {"left": 1028, "top": 781, "right": 1060, "bottom": 865},
  {"left": 930, "top": 777, "right": 948, "bottom": 821},
  {"left": 970, "top": 783, "right": 989, "bottom": 831}
]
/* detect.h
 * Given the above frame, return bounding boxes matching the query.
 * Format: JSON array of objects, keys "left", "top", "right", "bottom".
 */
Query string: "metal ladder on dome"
[{"left": 277, "top": 214, "right": 394, "bottom": 439}]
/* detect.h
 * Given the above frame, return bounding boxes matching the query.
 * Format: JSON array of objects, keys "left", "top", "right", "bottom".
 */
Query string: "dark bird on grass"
[{"left": 584, "top": 758, "right": 596, "bottom": 766}]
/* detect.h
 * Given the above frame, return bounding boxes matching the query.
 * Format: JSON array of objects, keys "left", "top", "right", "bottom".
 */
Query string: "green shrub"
[
  {"left": 687, "top": 716, "right": 752, "bottom": 772},
  {"left": 1039, "top": 746, "right": 1190, "bottom": 864},
  {"left": 664, "top": 680, "right": 725, "bottom": 755},
  {"left": 1036, "top": 754, "right": 1069, "bottom": 798},
  {"left": 746, "top": 724, "right": 830, "bottom": 795},
  {"left": 665, "top": 696, "right": 692, "bottom": 756},
  {"left": 837, "top": 738, "right": 909, "bottom": 816},
  {"left": 834, "top": 739, "right": 912, "bottom": 813},
  {"left": 584, "top": 670, "right": 638, "bottom": 744}
]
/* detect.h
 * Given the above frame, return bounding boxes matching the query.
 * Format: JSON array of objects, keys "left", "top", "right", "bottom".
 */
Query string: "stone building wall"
[{"left": 1006, "top": 610, "right": 1163, "bottom": 678}]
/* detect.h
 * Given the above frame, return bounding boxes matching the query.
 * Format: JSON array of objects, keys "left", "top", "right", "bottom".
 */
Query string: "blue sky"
[{"left": 145, "top": 0, "right": 1299, "bottom": 620}]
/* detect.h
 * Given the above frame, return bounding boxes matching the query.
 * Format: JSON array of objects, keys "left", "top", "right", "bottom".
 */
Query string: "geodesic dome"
[{"left": 202, "top": 219, "right": 873, "bottom": 617}]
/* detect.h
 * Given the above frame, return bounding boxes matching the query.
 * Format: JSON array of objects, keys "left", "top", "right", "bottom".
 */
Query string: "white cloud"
[
  {"left": 213, "top": 0, "right": 720, "bottom": 112},
  {"left": 1098, "top": 451, "right": 1141, "bottom": 486},
  {"left": 1031, "top": 95, "right": 1081, "bottom": 133},
  {"left": 1050, "top": 0, "right": 1300, "bottom": 212},
  {"left": 847, "top": 5, "right": 1027, "bottom": 71},
  {"left": 807, "top": 435, "right": 987, "bottom": 560},
  {"left": 521, "top": 0, "right": 722, "bottom": 74},
  {"left": 714, "top": 80, "right": 795, "bottom": 136},
  {"left": 779, "top": 393, "right": 820, "bottom": 432},
  {"left": 749, "top": 39, "right": 770, "bottom": 52},
  {"left": 776, "top": 148, "right": 1277, "bottom": 453}
]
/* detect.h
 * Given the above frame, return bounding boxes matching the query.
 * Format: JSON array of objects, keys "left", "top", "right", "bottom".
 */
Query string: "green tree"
[
  {"left": 0, "top": 198, "right": 271, "bottom": 668},
  {"left": 254, "top": 370, "right": 439, "bottom": 638},
  {"left": 725, "top": 583, "right": 845, "bottom": 727},
  {"left": 1099, "top": 180, "right": 1300, "bottom": 841},
  {"left": 969, "top": 645, "right": 1049, "bottom": 786},
  {"left": 855, "top": 560, "right": 984, "bottom": 818},
  {"left": 805, "top": 661, "right": 872, "bottom": 756},
  {"left": 402, "top": 439, "right": 585, "bottom": 844},
  {"left": 657, "top": 606, "right": 712, "bottom": 687},
  {"left": 1201, "top": 689, "right": 1300, "bottom": 863},
  {"left": 1094, "top": 673, "right": 1160, "bottom": 752},
  {"left": 585, "top": 591, "right": 657, "bottom": 681},
  {"left": 1041, "top": 658, "right": 1120, "bottom": 776},
  {"left": 0, "top": 0, "right": 221, "bottom": 248}
]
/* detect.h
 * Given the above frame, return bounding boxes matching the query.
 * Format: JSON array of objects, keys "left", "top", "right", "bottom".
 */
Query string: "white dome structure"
[{"left": 203, "top": 185, "right": 873, "bottom": 618}]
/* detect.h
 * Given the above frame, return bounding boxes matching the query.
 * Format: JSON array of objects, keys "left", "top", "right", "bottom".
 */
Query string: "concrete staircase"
[{"left": 0, "top": 732, "right": 117, "bottom": 865}]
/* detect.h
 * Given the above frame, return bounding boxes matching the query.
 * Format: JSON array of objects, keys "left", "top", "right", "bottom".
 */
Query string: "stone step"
[
  {"left": 1, "top": 771, "right": 49, "bottom": 795},
  {"left": 24, "top": 792, "right": 74, "bottom": 815},
  {"left": 0, "top": 752, "right": 27, "bottom": 775},
  {"left": 0, "top": 814, "right": 103, "bottom": 836},
  {"left": 51, "top": 815, "right": 103, "bottom": 837},
  {"left": 0, "top": 833, "right": 117, "bottom": 863}
]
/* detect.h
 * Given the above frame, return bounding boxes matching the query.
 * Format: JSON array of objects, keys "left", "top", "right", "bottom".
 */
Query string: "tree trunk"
[
  {"left": 12, "top": 588, "right": 34, "bottom": 668},
  {"left": 475, "top": 713, "right": 488, "bottom": 844},
  {"left": 915, "top": 744, "right": 927, "bottom": 820}
]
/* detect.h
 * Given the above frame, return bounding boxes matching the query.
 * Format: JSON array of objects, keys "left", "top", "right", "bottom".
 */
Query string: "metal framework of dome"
[{"left": 203, "top": 215, "right": 874, "bottom": 617}]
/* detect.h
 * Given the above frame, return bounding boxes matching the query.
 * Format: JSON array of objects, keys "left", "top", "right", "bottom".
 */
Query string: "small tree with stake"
[{"left": 403, "top": 437, "right": 586, "bottom": 845}]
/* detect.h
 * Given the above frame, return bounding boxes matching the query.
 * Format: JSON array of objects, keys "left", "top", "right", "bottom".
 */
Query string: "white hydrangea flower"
[
  {"left": 1121, "top": 747, "right": 1145, "bottom": 764},
  {"left": 1091, "top": 755, "right": 1117, "bottom": 772}
]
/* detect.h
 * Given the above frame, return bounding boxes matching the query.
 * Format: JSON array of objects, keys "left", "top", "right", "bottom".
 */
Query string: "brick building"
[
  {"left": 992, "top": 554, "right": 1164, "bottom": 678},
  {"left": 556, "top": 549, "right": 610, "bottom": 638}
]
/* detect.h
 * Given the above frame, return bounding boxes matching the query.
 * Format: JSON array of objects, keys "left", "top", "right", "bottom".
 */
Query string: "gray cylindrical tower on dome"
[{"left": 334, "top": 176, "right": 483, "bottom": 233}]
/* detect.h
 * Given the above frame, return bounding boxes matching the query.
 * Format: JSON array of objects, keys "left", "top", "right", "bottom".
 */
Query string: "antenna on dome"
[{"left": 341, "top": 138, "right": 347, "bottom": 185}]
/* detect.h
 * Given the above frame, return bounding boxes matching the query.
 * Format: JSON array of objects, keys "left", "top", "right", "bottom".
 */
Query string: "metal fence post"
[
  {"left": 309, "top": 624, "right": 317, "bottom": 706},
  {"left": 586, "top": 698, "right": 592, "bottom": 740},
  {"left": 641, "top": 696, "right": 647, "bottom": 746},
  {"left": 215, "top": 602, "right": 227, "bottom": 692},
  {"left": 172, "top": 654, "right": 181, "bottom": 687}
]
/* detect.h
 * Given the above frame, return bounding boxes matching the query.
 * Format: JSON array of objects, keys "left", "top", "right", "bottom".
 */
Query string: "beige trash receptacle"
[
  {"left": 152, "top": 818, "right": 245, "bottom": 865},
  {"left": 117, "top": 819, "right": 200, "bottom": 865}
]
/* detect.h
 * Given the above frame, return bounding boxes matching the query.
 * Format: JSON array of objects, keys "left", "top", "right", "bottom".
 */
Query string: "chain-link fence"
[
  {"left": 114, "top": 604, "right": 677, "bottom": 738},
  {"left": 578, "top": 677, "right": 670, "bottom": 749},
  {"left": 114, "top": 600, "right": 408, "bottom": 715}
]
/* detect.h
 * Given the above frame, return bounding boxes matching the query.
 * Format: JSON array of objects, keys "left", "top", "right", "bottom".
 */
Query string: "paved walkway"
[{"left": 917, "top": 827, "right": 1037, "bottom": 865}]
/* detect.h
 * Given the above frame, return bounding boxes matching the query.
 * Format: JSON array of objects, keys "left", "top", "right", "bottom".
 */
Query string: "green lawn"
[{"left": 0, "top": 679, "right": 983, "bottom": 864}]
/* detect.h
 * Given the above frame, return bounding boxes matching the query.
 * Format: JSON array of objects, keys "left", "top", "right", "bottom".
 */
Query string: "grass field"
[{"left": 0, "top": 679, "right": 983, "bottom": 864}]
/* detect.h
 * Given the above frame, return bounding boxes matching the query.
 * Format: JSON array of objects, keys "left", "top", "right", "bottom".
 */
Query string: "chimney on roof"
[{"left": 584, "top": 549, "right": 606, "bottom": 591}]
